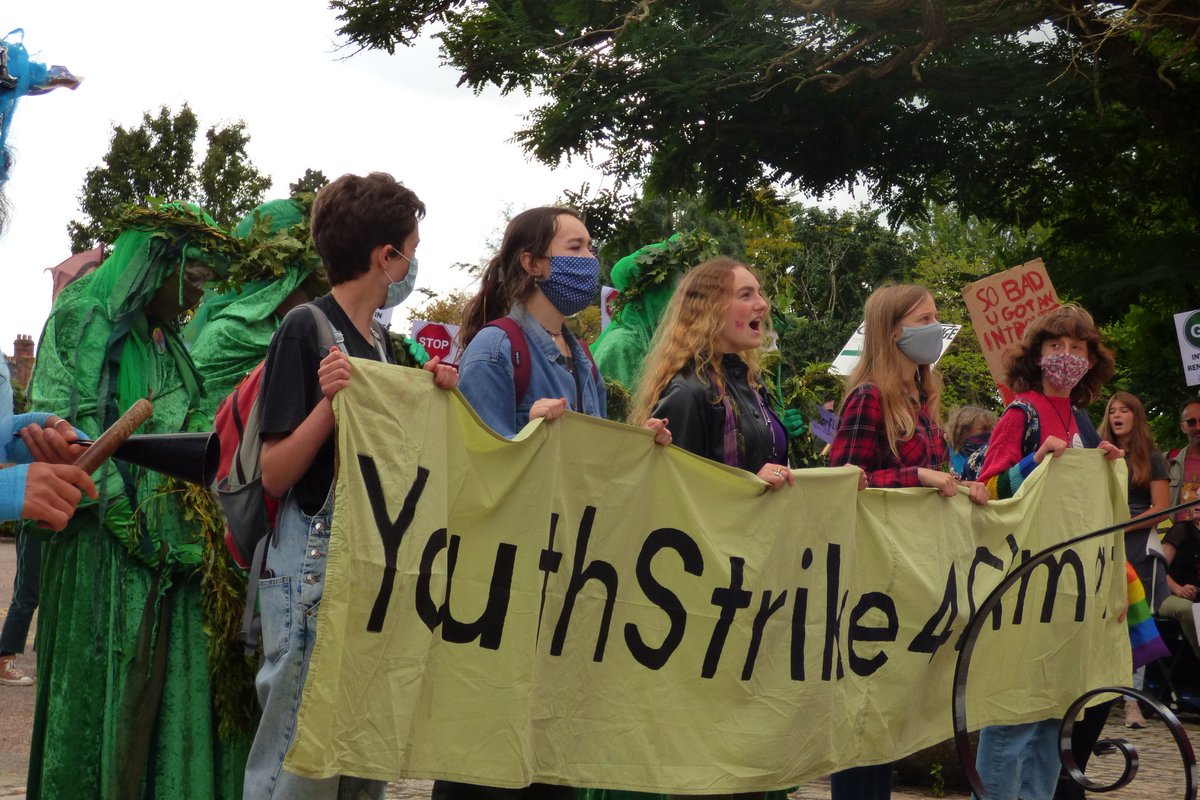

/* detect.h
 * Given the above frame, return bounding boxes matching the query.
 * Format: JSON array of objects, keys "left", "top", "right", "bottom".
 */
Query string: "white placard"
[{"left": 1174, "top": 308, "right": 1200, "bottom": 387}]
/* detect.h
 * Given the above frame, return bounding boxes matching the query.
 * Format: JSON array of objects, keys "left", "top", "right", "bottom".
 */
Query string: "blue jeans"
[
  {"left": 975, "top": 720, "right": 1060, "bottom": 800},
  {"left": 242, "top": 490, "right": 386, "bottom": 800},
  {"left": 0, "top": 526, "right": 38, "bottom": 654}
]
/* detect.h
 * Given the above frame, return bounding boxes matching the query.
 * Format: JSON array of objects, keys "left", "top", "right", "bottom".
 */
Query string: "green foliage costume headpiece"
[
  {"left": 183, "top": 197, "right": 326, "bottom": 407},
  {"left": 593, "top": 231, "right": 721, "bottom": 390}
]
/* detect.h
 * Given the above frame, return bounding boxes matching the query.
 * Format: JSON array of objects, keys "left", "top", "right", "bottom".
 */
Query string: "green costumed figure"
[
  {"left": 185, "top": 197, "right": 319, "bottom": 411},
  {"left": 178, "top": 197, "right": 329, "bottom": 757},
  {"left": 27, "top": 203, "right": 247, "bottom": 799},
  {"left": 593, "top": 231, "right": 731, "bottom": 398},
  {"left": 185, "top": 197, "right": 429, "bottom": 409}
]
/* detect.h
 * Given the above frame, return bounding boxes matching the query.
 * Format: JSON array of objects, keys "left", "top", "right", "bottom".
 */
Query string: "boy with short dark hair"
[{"left": 243, "top": 172, "right": 455, "bottom": 800}]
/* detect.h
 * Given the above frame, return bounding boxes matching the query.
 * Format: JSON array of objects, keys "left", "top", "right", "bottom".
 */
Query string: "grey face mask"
[{"left": 896, "top": 322, "right": 943, "bottom": 365}]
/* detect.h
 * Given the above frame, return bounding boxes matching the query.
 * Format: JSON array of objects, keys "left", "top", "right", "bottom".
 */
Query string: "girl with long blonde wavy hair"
[{"left": 632, "top": 257, "right": 793, "bottom": 489}]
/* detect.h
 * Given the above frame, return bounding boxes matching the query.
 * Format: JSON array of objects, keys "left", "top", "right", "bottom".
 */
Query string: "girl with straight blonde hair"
[
  {"left": 831, "top": 284, "right": 988, "bottom": 497},
  {"left": 827, "top": 283, "right": 986, "bottom": 800}
]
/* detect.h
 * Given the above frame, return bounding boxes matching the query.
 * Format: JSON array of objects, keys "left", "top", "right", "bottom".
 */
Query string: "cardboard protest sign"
[
  {"left": 962, "top": 259, "right": 1060, "bottom": 387},
  {"left": 830, "top": 324, "right": 961, "bottom": 376},
  {"left": 287, "top": 362, "right": 1128, "bottom": 791},
  {"left": 1173, "top": 308, "right": 1200, "bottom": 387}
]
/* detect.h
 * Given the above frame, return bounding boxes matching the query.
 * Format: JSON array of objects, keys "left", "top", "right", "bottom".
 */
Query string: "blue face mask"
[
  {"left": 537, "top": 255, "right": 599, "bottom": 317},
  {"left": 382, "top": 254, "right": 418, "bottom": 309}
]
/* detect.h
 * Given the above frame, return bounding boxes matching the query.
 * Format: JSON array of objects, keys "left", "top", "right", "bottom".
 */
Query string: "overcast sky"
[{"left": 0, "top": 1, "right": 614, "bottom": 352}]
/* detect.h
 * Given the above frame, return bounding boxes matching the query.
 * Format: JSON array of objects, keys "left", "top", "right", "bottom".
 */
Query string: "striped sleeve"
[{"left": 984, "top": 452, "right": 1039, "bottom": 500}]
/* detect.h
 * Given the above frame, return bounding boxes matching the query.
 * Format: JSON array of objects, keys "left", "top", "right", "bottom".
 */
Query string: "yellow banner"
[{"left": 286, "top": 360, "right": 1130, "bottom": 792}]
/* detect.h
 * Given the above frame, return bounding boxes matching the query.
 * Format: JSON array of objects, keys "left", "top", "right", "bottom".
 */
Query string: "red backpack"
[
  {"left": 213, "top": 360, "right": 277, "bottom": 569},
  {"left": 214, "top": 304, "right": 339, "bottom": 573}
]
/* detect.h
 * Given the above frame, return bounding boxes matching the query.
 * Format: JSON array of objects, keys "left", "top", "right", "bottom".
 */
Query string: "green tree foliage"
[
  {"left": 332, "top": 2, "right": 1199, "bottom": 217},
  {"left": 198, "top": 122, "right": 272, "bottom": 225},
  {"left": 68, "top": 104, "right": 271, "bottom": 251},
  {"left": 333, "top": 2, "right": 1200, "bottom": 416},
  {"left": 764, "top": 204, "right": 915, "bottom": 379},
  {"left": 408, "top": 288, "right": 472, "bottom": 325},
  {"left": 289, "top": 168, "right": 330, "bottom": 196}
]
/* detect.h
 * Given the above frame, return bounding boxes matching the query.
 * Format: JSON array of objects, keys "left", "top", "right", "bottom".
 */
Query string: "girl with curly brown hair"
[{"left": 973, "top": 304, "right": 1123, "bottom": 800}]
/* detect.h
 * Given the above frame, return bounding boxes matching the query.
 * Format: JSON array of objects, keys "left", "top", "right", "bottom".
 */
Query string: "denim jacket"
[{"left": 458, "top": 304, "right": 606, "bottom": 438}]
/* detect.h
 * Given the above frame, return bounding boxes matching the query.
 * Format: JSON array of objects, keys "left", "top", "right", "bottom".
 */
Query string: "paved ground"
[{"left": 0, "top": 537, "right": 1196, "bottom": 799}]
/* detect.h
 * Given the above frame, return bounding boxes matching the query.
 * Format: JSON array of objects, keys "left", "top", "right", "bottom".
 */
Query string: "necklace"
[
  {"left": 1047, "top": 396, "right": 1076, "bottom": 440},
  {"left": 541, "top": 324, "right": 563, "bottom": 338}
]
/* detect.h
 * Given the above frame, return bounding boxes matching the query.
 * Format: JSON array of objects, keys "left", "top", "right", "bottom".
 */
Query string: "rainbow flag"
[{"left": 1127, "top": 562, "right": 1170, "bottom": 669}]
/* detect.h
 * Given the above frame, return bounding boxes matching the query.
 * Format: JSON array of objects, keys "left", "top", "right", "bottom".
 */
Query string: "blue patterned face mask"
[{"left": 537, "top": 255, "right": 599, "bottom": 316}]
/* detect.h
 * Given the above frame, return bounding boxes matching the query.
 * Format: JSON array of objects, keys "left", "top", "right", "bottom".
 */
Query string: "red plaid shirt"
[{"left": 830, "top": 384, "right": 949, "bottom": 488}]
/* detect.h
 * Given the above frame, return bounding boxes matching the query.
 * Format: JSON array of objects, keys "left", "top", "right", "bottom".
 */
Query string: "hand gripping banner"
[{"left": 286, "top": 360, "right": 1129, "bottom": 792}]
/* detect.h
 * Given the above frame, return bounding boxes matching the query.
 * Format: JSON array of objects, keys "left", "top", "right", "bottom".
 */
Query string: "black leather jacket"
[{"left": 651, "top": 353, "right": 784, "bottom": 472}]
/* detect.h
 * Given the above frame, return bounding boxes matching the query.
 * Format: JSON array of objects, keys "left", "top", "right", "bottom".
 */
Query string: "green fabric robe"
[{"left": 27, "top": 216, "right": 247, "bottom": 799}]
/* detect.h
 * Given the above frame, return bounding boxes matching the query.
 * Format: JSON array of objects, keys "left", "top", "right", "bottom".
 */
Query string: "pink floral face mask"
[{"left": 1038, "top": 352, "right": 1090, "bottom": 392}]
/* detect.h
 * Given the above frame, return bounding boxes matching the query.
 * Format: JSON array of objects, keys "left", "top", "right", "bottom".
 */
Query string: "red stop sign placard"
[{"left": 416, "top": 322, "right": 453, "bottom": 361}]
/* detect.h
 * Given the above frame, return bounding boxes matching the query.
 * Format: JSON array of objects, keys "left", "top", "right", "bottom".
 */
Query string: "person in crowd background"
[
  {"left": 1099, "top": 390, "right": 1171, "bottom": 728},
  {"left": 1161, "top": 396, "right": 1200, "bottom": 676},
  {"left": 945, "top": 405, "right": 996, "bottom": 477}
]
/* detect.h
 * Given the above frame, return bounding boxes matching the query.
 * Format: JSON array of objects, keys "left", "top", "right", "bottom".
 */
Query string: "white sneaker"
[{"left": 0, "top": 655, "right": 33, "bottom": 686}]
